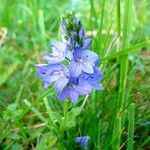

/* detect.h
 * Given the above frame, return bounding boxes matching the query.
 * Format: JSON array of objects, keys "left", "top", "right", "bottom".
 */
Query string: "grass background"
[{"left": 0, "top": 0, "right": 150, "bottom": 149}]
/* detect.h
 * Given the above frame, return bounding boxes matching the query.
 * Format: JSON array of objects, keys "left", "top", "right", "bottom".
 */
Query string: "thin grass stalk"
[
  {"left": 118, "top": 0, "right": 133, "bottom": 110},
  {"left": 16, "top": 87, "right": 53, "bottom": 122},
  {"left": 102, "top": 40, "right": 150, "bottom": 61},
  {"left": 112, "top": 0, "right": 122, "bottom": 149},
  {"left": 89, "top": 0, "right": 97, "bottom": 28},
  {"left": 23, "top": 99, "right": 47, "bottom": 123},
  {"left": 127, "top": 103, "right": 135, "bottom": 150},
  {"left": 98, "top": 0, "right": 105, "bottom": 53},
  {"left": 113, "top": 0, "right": 133, "bottom": 149},
  {"left": 116, "top": 0, "right": 121, "bottom": 94},
  {"left": 60, "top": 100, "right": 69, "bottom": 139},
  {"left": 112, "top": 115, "right": 121, "bottom": 150},
  {"left": 38, "top": 9, "right": 46, "bottom": 49},
  {"left": 116, "top": 0, "right": 121, "bottom": 53},
  {"left": 116, "top": 0, "right": 121, "bottom": 82},
  {"left": 44, "top": 97, "right": 52, "bottom": 118}
]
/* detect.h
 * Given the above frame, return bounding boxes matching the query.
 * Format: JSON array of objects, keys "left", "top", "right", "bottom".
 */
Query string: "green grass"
[{"left": 0, "top": 0, "right": 150, "bottom": 149}]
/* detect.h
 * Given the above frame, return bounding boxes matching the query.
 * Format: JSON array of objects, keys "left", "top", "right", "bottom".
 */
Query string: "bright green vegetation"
[{"left": 0, "top": 0, "right": 150, "bottom": 149}]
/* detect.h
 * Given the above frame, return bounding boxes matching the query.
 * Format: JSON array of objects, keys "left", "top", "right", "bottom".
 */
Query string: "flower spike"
[{"left": 36, "top": 12, "right": 103, "bottom": 102}]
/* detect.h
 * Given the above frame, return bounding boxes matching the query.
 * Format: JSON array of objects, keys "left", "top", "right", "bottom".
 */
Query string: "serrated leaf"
[
  {"left": 7, "top": 133, "right": 20, "bottom": 140},
  {"left": 65, "top": 107, "right": 81, "bottom": 129},
  {"left": 36, "top": 133, "right": 58, "bottom": 150},
  {"left": 11, "top": 142, "right": 23, "bottom": 150}
]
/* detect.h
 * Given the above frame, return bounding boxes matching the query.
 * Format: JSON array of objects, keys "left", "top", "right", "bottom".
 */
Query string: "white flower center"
[{"left": 78, "top": 59, "right": 83, "bottom": 64}]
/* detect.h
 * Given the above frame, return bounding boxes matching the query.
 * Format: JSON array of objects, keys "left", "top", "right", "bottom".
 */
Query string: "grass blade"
[
  {"left": 98, "top": 0, "right": 106, "bottom": 52},
  {"left": 118, "top": 0, "right": 133, "bottom": 110},
  {"left": 127, "top": 103, "right": 135, "bottom": 150},
  {"left": 0, "top": 61, "right": 18, "bottom": 86},
  {"left": 43, "top": 97, "right": 52, "bottom": 118},
  {"left": 112, "top": 115, "right": 121, "bottom": 150},
  {"left": 112, "top": 0, "right": 133, "bottom": 149},
  {"left": 102, "top": 40, "right": 150, "bottom": 61},
  {"left": 23, "top": 99, "right": 47, "bottom": 123},
  {"left": 16, "top": 87, "right": 53, "bottom": 122}
]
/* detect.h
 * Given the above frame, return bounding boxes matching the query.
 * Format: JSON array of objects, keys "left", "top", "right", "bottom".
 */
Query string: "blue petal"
[
  {"left": 58, "top": 87, "right": 70, "bottom": 101},
  {"left": 43, "top": 53, "right": 65, "bottom": 64},
  {"left": 82, "top": 50, "right": 99, "bottom": 65},
  {"left": 58, "top": 87, "right": 79, "bottom": 103},
  {"left": 70, "top": 61, "right": 82, "bottom": 77},
  {"left": 66, "top": 50, "right": 73, "bottom": 60},
  {"left": 55, "top": 76, "right": 69, "bottom": 93},
  {"left": 92, "top": 83, "right": 104, "bottom": 90},
  {"left": 51, "top": 41, "right": 66, "bottom": 52},
  {"left": 68, "top": 36, "right": 75, "bottom": 49},
  {"left": 60, "top": 22, "right": 67, "bottom": 36},
  {"left": 82, "top": 38, "right": 92, "bottom": 50},
  {"left": 73, "top": 47, "right": 83, "bottom": 61},
  {"left": 35, "top": 64, "right": 49, "bottom": 72},
  {"left": 44, "top": 41, "right": 67, "bottom": 64},
  {"left": 75, "top": 136, "right": 89, "bottom": 149},
  {"left": 79, "top": 27, "right": 84, "bottom": 39},
  {"left": 83, "top": 68, "right": 103, "bottom": 90},
  {"left": 76, "top": 80, "right": 92, "bottom": 95},
  {"left": 36, "top": 64, "right": 70, "bottom": 90},
  {"left": 70, "top": 89, "right": 79, "bottom": 103},
  {"left": 47, "top": 74, "right": 60, "bottom": 83},
  {"left": 44, "top": 81, "right": 51, "bottom": 88},
  {"left": 81, "top": 62, "right": 94, "bottom": 74},
  {"left": 36, "top": 64, "right": 63, "bottom": 75}
]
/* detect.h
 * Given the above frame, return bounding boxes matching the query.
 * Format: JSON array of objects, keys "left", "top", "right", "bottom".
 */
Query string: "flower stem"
[{"left": 81, "top": 95, "right": 89, "bottom": 109}]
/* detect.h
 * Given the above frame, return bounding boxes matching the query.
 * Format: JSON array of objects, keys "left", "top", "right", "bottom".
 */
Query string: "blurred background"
[{"left": 0, "top": 0, "right": 150, "bottom": 149}]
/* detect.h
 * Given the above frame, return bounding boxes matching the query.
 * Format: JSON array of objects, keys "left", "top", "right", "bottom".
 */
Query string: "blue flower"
[
  {"left": 81, "top": 68, "right": 103, "bottom": 90},
  {"left": 75, "top": 136, "right": 90, "bottom": 149},
  {"left": 70, "top": 47, "right": 99, "bottom": 77},
  {"left": 36, "top": 64, "right": 70, "bottom": 92},
  {"left": 43, "top": 41, "right": 72, "bottom": 64},
  {"left": 61, "top": 15, "right": 84, "bottom": 44},
  {"left": 59, "top": 76, "right": 92, "bottom": 103},
  {"left": 35, "top": 13, "right": 103, "bottom": 102}
]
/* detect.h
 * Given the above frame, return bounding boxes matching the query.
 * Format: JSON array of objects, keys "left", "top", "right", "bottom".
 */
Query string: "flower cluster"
[
  {"left": 75, "top": 136, "right": 90, "bottom": 149},
  {"left": 36, "top": 12, "right": 103, "bottom": 103}
]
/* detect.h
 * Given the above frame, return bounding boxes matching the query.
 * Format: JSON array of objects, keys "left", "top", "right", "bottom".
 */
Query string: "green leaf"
[
  {"left": 11, "top": 143, "right": 23, "bottom": 150},
  {"left": 4, "top": 104, "right": 23, "bottom": 119},
  {"left": 7, "top": 133, "right": 20, "bottom": 140},
  {"left": 65, "top": 107, "right": 81, "bottom": 129},
  {"left": 36, "top": 133, "right": 58, "bottom": 150}
]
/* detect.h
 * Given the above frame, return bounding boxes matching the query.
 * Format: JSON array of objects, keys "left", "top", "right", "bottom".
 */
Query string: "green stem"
[
  {"left": 116, "top": 0, "right": 121, "bottom": 41},
  {"left": 127, "top": 103, "right": 135, "bottom": 150},
  {"left": 118, "top": 0, "right": 133, "bottom": 111},
  {"left": 60, "top": 100, "right": 69, "bottom": 139},
  {"left": 112, "top": 1, "right": 122, "bottom": 149},
  {"left": 112, "top": 115, "right": 121, "bottom": 150},
  {"left": 112, "top": 0, "right": 133, "bottom": 149},
  {"left": 98, "top": 0, "right": 105, "bottom": 53},
  {"left": 63, "top": 99, "right": 69, "bottom": 119},
  {"left": 116, "top": 0, "right": 121, "bottom": 61}
]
